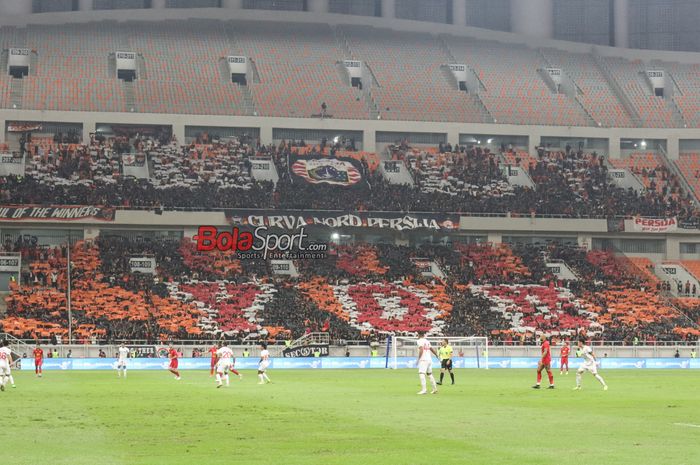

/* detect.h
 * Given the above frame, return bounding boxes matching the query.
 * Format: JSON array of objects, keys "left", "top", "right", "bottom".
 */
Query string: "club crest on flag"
[{"left": 292, "top": 158, "right": 362, "bottom": 186}]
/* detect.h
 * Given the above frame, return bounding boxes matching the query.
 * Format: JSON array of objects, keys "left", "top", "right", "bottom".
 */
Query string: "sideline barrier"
[{"left": 17, "top": 357, "right": 700, "bottom": 371}]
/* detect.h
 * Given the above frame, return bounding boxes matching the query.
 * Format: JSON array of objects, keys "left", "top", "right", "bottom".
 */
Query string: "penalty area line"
[{"left": 673, "top": 423, "right": 700, "bottom": 428}]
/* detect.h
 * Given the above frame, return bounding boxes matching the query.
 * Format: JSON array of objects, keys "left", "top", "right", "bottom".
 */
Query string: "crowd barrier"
[{"left": 16, "top": 356, "right": 700, "bottom": 371}]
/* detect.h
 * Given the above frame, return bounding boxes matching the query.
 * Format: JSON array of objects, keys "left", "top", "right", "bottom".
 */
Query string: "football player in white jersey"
[
  {"left": 215, "top": 342, "right": 234, "bottom": 388},
  {"left": 0, "top": 340, "right": 14, "bottom": 392},
  {"left": 257, "top": 343, "right": 271, "bottom": 385},
  {"left": 573, "top": 338, "right": 608, "bottom": 391},
  {"left": 117, "top": 343, "right": 130, "bottom": 378},
  {"left": 416, "top": 331, "right": 439, "bottom": 395}
]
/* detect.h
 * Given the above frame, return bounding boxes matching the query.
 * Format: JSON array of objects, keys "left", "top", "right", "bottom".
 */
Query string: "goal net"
[{"left": 388, "top": 336, "right": 489, "bottom": 369}]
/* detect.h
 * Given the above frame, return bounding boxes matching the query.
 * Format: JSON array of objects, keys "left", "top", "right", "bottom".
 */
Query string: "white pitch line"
[{"left": 673, "top": 423, "right": 700, "bottom": 428}]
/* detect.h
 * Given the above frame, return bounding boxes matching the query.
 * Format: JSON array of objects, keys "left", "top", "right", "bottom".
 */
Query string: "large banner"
[
  {"left": 290, "top": 155, "right": 364, "bottom": 187},
  {"left": 226, "top": 210, "right": 459, "bottom": 231},
  {"left": 0, "top": 205, "right": 115, "bottom": 221},
  {"left": 632, "top": 217, "right": 677, "bottom": 233},
  {"left": 283, "top": 344, "right": 329, "bottom": 358},
  {"left": 18, "top": 357, "right": 700, "bottom": 371},
  {"left": 6, "top": 122, "right": 42, "bottom": 133}
]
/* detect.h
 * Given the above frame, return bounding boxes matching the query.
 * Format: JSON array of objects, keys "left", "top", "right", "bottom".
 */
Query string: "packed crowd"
[
  {"left": 2, "top": 236, "right": 698, "bottom": 344},
  {"left": 2, "top": 134, "right": 700, "bottom": 221}
]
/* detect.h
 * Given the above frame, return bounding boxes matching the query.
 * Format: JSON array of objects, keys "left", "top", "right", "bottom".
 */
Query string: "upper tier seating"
[
  {"left": 0, "top": 20, "right": 698, "bottom": 127},
  {"left": 234, "top": 22, "right": 368, "bottom": 119},
  {"left": 127, "top": 21, "right": 248, "bottom": 115},
  {"left": 540, "top": 48, "right": 635, "bottom": 128},
  {"left": 599, "top": 57, "right": 680, "bottom": 128},
  {"left": 659, "top": 61, "right": 700, "bottom": 127},
  {"left": 340, "top": 25, "right": 492, "bottom": 123},
  {"left": 446, "top": 39, "right": 589, "bottom": 126}
]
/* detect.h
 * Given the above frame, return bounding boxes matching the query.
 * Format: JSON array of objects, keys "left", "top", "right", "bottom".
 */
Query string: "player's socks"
[
  {"left": 547, "top": 371, "right": 554, "bottom": 385},
  {"left": 450, "top": 372, "right": 455, "bottom": 384},
  {"left": 594, "top": 374, "right": 606, "bottom": 387},
  {"left": 419, "top": 373, "right": 427, "bottom": 393},
  {"left": 258, "top": 374, "right": 265, "bottom": 384},
  {"left": 428, "top": 374, "right": 437, "bottom": 391},
  {"left": 225, "top": 374, "right": 230, "bottom": 386},
  {"left": 215, "top": 373, "right": 222, "bottom": 386},
  {"left": 576, "top": 372, "right": 582, "bottom": 388},
  {"left": 438, "top": 372, "right": 444, "bottom": 384},
  {"left": 536, "top": 372, "right": 542, "bottom": 384},
  {"left": 123, "top": 369, "right": 127, "bottom": 379},
  {"left": 263, "top": 373, "right": 271, "bottom": 383},
  {"left": 9, "top": 375, "right": 15, "bottom": 387}
]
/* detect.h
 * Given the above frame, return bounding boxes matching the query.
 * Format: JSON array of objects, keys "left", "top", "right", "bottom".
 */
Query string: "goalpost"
[{"left": 388, "top": 336, "right": 489, "bottom": 370}]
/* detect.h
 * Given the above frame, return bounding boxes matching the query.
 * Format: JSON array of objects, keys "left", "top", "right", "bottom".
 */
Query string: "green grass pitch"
[{"left": 4, "top": 369, "right": 700, "bottom": 465}]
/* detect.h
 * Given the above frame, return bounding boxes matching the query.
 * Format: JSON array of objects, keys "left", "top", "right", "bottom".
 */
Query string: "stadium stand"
[
  {"left": 4, "top": 135, "right": 700, "bottom": 221},
  {"left": 4, "top": 237, "right": 696, "bottom": 343},
  {"left": 401, "top": 146, "right": 513, "bottom": 199},
  {"left": 599, "top": 56, "right": 681, "bottom": 128},
  {"left": 233, "top": 22, "right": 368, "bottom": 119},
  {"left": 445, "top": 38, "right": 590, "bottom": 126},
  {"left": 0, "top": 20, "right": 698, "bottom": 128},
  {"left": 609, "top": 152, "right": 689, "bottom": 208},
  {"left": 340, "top": 25, "right": 492, "bottom": 123},
  {"left": 674, "top": 153, "right": 700, "bottom": 199},
  {"left": 540, "top": 48, "right": 635, "bottom": 128}
]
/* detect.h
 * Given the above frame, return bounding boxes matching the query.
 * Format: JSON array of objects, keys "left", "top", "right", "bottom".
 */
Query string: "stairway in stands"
[{"left": 10, "top": 78, "right": 23, "bottom": 108}]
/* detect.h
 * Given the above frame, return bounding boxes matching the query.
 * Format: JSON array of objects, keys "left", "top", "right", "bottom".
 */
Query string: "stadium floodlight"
[
  {"left": 640, "top": 140, "right": 647, "bottom": 147},
  {"left": 388, "top": 336, "right": 489, "bottom": 369}
]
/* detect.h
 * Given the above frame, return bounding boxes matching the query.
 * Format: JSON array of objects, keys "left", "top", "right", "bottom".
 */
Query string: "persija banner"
[
  {"left": 226, "top": 210, "right": 460, "bottom": 231},
  {"left": 632, "top": 217, "right": 677, "bottom": 233},
  {"left": 0, "top": 205, "right": 116, "bottom": 221},
  {"left": 290, "top": 154, "right": 364, "bottom": 187}
]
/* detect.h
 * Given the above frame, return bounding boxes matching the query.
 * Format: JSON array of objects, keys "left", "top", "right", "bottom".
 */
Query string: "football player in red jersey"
[
  {"left": 209, "top": 344, "right": 218, "bottom": 376},
  {"left": 33, "top": 343, "right": 44, "bottom": 377},
  {"left": 560, "top": 340, "right": 571, "bottom": 375},
  {"left": 532, "top": 334, "right": 555, "bottom": 389},
  {"left": 168, "top": 345, "right": 181, "bottom": 380}
]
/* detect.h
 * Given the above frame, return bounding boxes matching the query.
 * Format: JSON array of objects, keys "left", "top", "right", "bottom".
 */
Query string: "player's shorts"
[
  {"left": 578, "top": 361, "right": 598, "bottom": 374},
  {"left": 560, "top": 357, "right": 569, "bottom": 365},
  {"left": 35, "top": 359, "right": 43, "bottom": 367},
  {"left": 258, "top": 360, "right": 270, "bottom": 372},
  {"left": 418, "top": 360, "right": 433, "bottom": 375},
  {"left": 540, "top": 358, "right": 551, "bottom": 368},
  {"left": 169, "top": 359, "right": 179, "bottom": 369},
  {"left": 216, "top": 360, "right": 231, "bottom": 373},
  {"left": 440, "top": 359, "right": 453, "bottom": 370},
  {"left": 117, "top": 360, "right": 127, "bottom": 368},
  {"left": 0, "top": 362, "right": 9, "bottom": 376}
]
